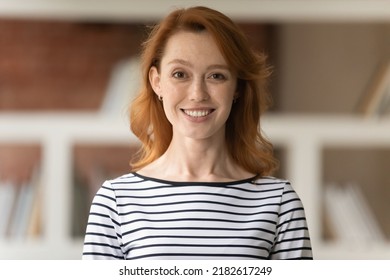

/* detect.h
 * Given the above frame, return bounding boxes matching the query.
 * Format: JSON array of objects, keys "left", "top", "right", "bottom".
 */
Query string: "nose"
[{"left": 189, "top": 78, "right": 209, "bottom": 102}]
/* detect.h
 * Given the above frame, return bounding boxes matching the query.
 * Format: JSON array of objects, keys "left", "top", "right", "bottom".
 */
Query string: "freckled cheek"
[
  {"left": 161, "top": 97, "right": 182, "bottom": 122},
  {"left": 209, "top": 87, "right": 235, "bottom": 104},
  {"left": 166, "top": 91, "right": 190, "bottom": 110},
  {"left": 161, "top": 80, "right": 186, "bottom": 95}
]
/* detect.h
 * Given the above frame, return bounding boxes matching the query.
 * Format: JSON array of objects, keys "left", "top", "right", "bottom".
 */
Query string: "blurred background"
[{"left": 0, "top": 0, "right": 389, "bottom": 259}]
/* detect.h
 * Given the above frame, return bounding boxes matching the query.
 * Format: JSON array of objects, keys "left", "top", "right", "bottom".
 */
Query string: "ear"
[{"left": 149, "top": 66, "right": 162, "bottom": 96}]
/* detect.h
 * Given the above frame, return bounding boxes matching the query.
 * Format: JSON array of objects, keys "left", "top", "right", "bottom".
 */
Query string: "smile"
[{"left": 182, "top": 109, "right": 214, "bottom": 117}]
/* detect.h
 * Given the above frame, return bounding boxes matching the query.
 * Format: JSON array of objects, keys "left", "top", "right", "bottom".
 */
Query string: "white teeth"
[{"left": 183, "top": 110, "right": 211, "bottom": 117}]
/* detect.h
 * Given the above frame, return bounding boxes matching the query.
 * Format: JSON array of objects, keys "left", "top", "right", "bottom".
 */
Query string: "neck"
[
  {"left": 142, "top": 134, "right": 253, "bottom": 182},
  {"left": 168, "top": 137, "right": 228, "bottom": 178}
]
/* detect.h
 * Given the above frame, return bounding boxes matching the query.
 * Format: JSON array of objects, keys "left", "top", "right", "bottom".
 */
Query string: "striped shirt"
[{"left": 82, "top": 172, "right": 313, "bottom": 260}]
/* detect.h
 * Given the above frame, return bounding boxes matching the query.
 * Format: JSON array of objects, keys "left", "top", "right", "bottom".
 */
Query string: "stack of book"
[
  {"left": 0, "top": 169, "right": 42, "bottom": 240},
  {"left": 324, "top": 182, "right": 386, "bottom": 245}
]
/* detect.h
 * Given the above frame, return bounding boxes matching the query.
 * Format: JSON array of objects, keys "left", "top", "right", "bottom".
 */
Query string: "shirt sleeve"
[
  {"left": 269, "top": 182, "right": 313, "bottom": 260},
  {"left": 82, "top": 180, "right": 124, "bottom": 260}
]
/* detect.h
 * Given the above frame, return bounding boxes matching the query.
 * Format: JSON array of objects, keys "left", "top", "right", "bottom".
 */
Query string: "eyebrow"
[{"left": 168, "top": 58, "right": 230, "bottom": 71}]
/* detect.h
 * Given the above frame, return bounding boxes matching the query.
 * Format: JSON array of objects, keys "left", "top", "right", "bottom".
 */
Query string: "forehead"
[{"left": 161, "top": 30, "right": 228, "bottom": 66}]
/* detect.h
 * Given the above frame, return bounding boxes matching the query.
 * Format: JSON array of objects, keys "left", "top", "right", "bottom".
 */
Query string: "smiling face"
[{"left": 149, "top": 30, "right": 237, "bottom": 142}]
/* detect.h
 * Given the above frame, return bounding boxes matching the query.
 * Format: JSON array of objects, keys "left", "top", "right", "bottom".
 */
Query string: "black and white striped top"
[{"left": 82, "top": 173, "right": 313, "bottom": 260}]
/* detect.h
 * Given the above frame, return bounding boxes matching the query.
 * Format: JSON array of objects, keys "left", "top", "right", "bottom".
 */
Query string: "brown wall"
[{"left": 0, "top": 19, "right": 145, "bottom": 111}]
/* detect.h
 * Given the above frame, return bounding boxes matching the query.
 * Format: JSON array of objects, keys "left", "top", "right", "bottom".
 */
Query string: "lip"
[{"left": 181, "top": 108, "right": 215, "bottom": 121}]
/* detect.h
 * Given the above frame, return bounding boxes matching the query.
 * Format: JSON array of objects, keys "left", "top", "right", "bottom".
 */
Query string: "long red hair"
[{"left": 129, "top": 6, "right": 278, "bottom": 177}]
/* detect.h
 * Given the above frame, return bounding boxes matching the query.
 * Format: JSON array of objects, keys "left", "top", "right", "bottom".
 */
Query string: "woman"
[{"left": 82, "top": 6, "right": 313, "bottom": 260}]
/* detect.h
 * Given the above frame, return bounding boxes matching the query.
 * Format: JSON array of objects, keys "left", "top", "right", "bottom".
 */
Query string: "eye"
[
  {"left": 172, "top": 71, "right": 186, "bottom": 79},
  {"left": 209, "top": 73, "right": 226, "bottom": 80}
]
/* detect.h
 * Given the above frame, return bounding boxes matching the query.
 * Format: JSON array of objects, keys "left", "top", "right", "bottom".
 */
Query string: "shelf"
[
  {"left": 1, "top": 112, "right": 389, "bottom": 143},
  {"left": 0, "top": 239, "right": 83, "bottom": 260},
  {"left": 0, "top": 112, "right": 135, "bottom": 142},
  {"left": 0, "top": 113, "right": 137, "bottom": 260},
  {"left": 263, "top": 114, "right": 390, "bottom": 144},
  {"left": 263, "top": 114, "right": 390, "bottom": 258},
  {"left": 0, "top": 0, "right": 389, "bottom": 23},
  {"left": 315, "top": 243, "right": 390, "bottom": 260}
]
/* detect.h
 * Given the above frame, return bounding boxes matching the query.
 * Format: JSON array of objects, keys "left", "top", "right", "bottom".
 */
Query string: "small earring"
[{"left": 158, "top": 95, "right": 163, "bottom": 101}]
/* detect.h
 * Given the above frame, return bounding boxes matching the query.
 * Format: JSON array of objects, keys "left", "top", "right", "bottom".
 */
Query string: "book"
[
  {"left": 26, "top": 184, "right": 42, "bottom": 239},
  {"left": 7, "top": 181, "right": 35, "bottom": 239},
  {"left": 26, "top": 171, "right": 43, "bottom": 239},
  {"left": 0, "top": 180, "right": 17, "bottom": 237},
  {"left": 356, "top": 60, "right": 390, "bottom": 118}
]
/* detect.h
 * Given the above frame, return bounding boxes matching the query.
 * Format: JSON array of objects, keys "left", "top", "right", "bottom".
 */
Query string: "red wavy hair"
[{"left": 129, "top": 6, "right": 278, "bottom": 177}]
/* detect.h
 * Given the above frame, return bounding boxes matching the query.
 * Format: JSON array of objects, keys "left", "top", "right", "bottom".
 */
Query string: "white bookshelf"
[
  {"left": 0, "top": 113, "right": 135, "bottom": 259},
  {"left": 1, "top": 113, "right": 390, "bottom": 259},
  {"left": 263, "top": 114, "right": 390, "bottom": 259}
]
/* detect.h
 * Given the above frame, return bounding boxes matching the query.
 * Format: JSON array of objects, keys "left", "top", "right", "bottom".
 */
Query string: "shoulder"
[
  {"left": 102, "top": 172, "right": 169, "bottom": 192},
  {"left": 250, "top": 176, "right": 291, "bottom": 191},
  {"left": 251, "top": 176, "right": 303, "bottom": 203},
  {"left": 93, "top": 173, "right": 141, "bottom": 196},
  {"left": 106, "top": 172, "right": 143, "bottom": 186},
  {"left": 251, "top": 176, "right": 289, "bottom": 185}
]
